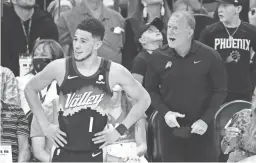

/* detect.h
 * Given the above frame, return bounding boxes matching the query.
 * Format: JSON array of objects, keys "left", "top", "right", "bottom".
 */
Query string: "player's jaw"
[{"left": 74, "top": 50, "right": 93, "bottom": 62}]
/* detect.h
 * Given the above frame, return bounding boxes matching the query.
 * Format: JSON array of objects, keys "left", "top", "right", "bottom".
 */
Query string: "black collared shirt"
[{"left": 145, "top": 40, "right": 227, "bottom": 124}]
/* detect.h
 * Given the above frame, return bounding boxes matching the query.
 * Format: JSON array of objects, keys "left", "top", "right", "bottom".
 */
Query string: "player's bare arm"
[
  {"left": 109, "top": 62, "right": 151, "bottom": 129},
  {"left": 24, "top": 59, "right": 67, "bottom": 146},
  {"left": 93, "top": 63, "right": 151, "bottom": 148}
]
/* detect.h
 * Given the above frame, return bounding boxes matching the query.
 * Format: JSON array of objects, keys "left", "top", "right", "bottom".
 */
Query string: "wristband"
[{"left": 115, "top": 124, "right": 127, "bottom": 136}]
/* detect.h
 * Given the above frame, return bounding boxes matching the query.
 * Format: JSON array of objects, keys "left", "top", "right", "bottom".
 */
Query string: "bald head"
[{"left": 170, "top": 11, "right": 196, "bottom": 31}]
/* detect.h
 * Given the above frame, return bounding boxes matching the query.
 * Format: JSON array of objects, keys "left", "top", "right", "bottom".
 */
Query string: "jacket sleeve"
[
  {"left": 201, "top": 51, "right": 227, "bottom": 124},
  {"left": 145, "top": 55, "right": 170, "bottom": 117}
]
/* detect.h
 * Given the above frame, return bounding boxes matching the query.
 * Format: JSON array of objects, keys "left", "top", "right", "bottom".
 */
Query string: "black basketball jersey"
[{"left": 58, "top": 57, "right": 113, "bottom": 152}]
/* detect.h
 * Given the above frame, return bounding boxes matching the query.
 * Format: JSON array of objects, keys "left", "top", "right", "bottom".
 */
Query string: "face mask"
[{"left": 32, "top": 58, "right": 52, "bottom": 72}]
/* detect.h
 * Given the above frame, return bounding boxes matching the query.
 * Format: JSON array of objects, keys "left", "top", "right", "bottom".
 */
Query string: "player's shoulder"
[
  {"left": 109, "top": 61, "right": 127, "bottom": 73},
  {"left": 47, "top": 58, "right": 67, "bottom": 74},
  {"left": 241, "top": 21, "right": 256, "bottom": 34}
]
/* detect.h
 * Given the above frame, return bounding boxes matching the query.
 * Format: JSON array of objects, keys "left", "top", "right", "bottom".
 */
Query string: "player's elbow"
[{"left": 142, "top": 90, "right": 151, "bottom": 112}]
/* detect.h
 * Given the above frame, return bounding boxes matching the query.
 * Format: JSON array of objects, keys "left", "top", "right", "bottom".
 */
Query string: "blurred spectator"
[
  {"left": 131, "top": 17, "right": 163, "bottom": 116},
  {"left": 47, "top": 0, "right": 73, "bottom": 23},
  {"left": 145, "top": 11, "right": 227, "bottom": 161},
  {"left": 221, "top": 107, "right": 256, "bottom": 162},
  {"left": 17, "top": 39, "right": 63, "bottom": 115},
  {"left": 173, "top": 0, "right": 209, "bottom": 15},
  {"left": 199, "top": 0, "right": 256, "bottom": 103},
  {"left": 56, "top": 0, "right": 125, "bottom": 64},
  {"left": 104, "top": 85, "right": 148, "bottom": 162},
  {"left": 36, "top": 0, "right": 53, "bottom": 11},
  {"left": 122, "top": 0, "right": 171, "bottom": 70},
  {"left": 1, "top": 0, "right": 58, "bottom": 76},
  {"left": 248, "top": 7, "right": 256, "bottom": 26},
  {"left": 0, "top": 66, "right": 30, "bottom": 162}
]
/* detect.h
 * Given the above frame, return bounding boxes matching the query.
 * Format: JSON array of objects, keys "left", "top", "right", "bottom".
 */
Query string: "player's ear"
[{"left": 94, "top": 40, "right": 103, "bottom": 50}]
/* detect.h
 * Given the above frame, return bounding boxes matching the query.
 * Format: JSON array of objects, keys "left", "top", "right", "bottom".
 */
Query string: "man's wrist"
[{"left": 115, "top": 123, "right": 127, "bottom": 136}]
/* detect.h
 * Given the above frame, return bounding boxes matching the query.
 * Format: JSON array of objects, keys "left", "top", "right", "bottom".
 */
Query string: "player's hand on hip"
[
  {"left": 191, "top": 119, "right": 208, "bottom": 135},
  {"left": 43, "top": 123, "right": 67, "bottom": 147},
  {"left": 164, "top": 111, "right": 185, "bottom": 128},
  {"left": 93, "top": 128, "right": 121, "bottom": 149}
]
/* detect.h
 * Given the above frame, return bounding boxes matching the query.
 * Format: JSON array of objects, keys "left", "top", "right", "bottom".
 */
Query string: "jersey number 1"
[{"left": 89, "top": 117, "right": 94, "bottom": 132}]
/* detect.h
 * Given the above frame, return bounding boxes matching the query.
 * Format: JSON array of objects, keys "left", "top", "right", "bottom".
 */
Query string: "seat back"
[
  {"left": 214, "top": 100, "right": 251, "bottom": 157},
  {"left": 194, "top": 14, "right": 216, "bottom": 40},
  {"left": 147, "top": 111, "right": 164, "bottom": 162}
]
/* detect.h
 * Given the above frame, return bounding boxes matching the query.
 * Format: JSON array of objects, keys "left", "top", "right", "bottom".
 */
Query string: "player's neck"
[
  {"left": 175, "top": 39, "right": 192, "bottom": 57},
  {"left": 222, "top": 16, "right": 241, "bottom": 28},
  {"left": 147, "top": 4, "right": 161, "bottom": 23},
  {"left": 14, "top": 5, "right": 34, "bottom": 21},
  {"left": 76, "top": 54, "right": 101, "bottom": 71}
]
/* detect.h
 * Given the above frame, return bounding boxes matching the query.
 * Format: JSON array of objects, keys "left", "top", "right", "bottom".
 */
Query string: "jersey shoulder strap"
[{"left": 99, "top": 58, "right": 111, "bottom": 72}]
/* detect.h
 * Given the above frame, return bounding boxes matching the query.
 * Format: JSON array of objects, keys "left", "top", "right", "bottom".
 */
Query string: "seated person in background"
[
  {"left": 104, "top": 85, "right": 148, "bottom": 163},
  {"left": 17, "top": 39, "right": 64, "bottom": 115},
  {"left": 0, "top": 66, "right": 30, "bottom": 162},
  {"left": 221, "top": 88, "right": 256, "bottom": 162},
  {"left": 131, "top": 17, "right": 163, "bottom": 117},
  {"left": 30, "top": 98, "right": 59, "bottom": 162}
]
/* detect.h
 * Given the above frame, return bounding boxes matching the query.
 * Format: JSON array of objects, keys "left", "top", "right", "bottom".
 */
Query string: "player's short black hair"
[{"left": 77, "top": 18, "right": 105, "bottom": 40}]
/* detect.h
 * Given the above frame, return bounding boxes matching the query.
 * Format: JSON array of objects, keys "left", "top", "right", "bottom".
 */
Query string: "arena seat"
[
  {"left": 194, "top": 14, "right": 216, "bottom": 40},
  {"left": 214, "top": 100, "right": 251, "bottom": 161},
  {"left": 147, "top": 110, "right": 164, "bottom": 162}
]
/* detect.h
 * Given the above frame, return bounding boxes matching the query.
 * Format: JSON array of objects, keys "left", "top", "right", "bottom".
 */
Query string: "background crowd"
[{"left": 1, "top": 0, "right": 256, "bottom": 162}]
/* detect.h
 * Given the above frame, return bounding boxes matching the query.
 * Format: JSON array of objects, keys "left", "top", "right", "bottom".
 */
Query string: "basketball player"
[
  {"left": 200, "top": 0, "right": 256, "bottom": 102},
  {"left": 24, "top": 18, "right": 151, "bottom": 162}
]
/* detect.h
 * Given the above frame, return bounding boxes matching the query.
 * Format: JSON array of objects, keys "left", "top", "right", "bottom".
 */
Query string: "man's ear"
[
  {"left": 236, "top": 5, "right": 243, "bottom": 13},
  {"left": 188, "top": 28, "right": 194, "bottom": 38},
  {"left": 139, "top": 37, "right": 146, "bottom": 44}
]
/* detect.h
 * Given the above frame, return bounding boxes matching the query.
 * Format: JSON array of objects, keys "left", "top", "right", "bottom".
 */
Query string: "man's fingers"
[
  {"left": 56, "top": 133, "right": 67, "bottom": 144},
  {"left": 92, "top": 135, "right": 105, "bottom": 142},
  {"left": 175, "top": 113, "right": 185, "bottom": 118},
  {"left": 191, "top": 126, "right": 197, "bottom": 133},
  {"left": 58, "top": 130, "right": 67, "bottom": 137},
  {"left": 173, "top": 119, "right": 180, "bottom": 128},
  {"left": 94, "top": 130, "right": 107, "bottom": 136},
  {"left": 99, "top": 142, "right": 108, "bottom": 149},
  {"left": 53, "top": 137, "right": 65, "bottom": 147},
  {"left": 93, "top": 137, "right": 106, "bottom": 144}
]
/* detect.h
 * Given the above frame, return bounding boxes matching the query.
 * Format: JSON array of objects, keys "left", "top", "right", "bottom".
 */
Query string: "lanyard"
[
  {"left": 20, "top": 19, "right": 32, "bottom": 53},
  {"left": 38, "top": 85, "right": 51, "bottom": 103}
]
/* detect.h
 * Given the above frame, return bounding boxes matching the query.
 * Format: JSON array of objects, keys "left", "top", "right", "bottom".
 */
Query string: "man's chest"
[{"left": 156, "top": 55, "right": 211, "bottom": 81}]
